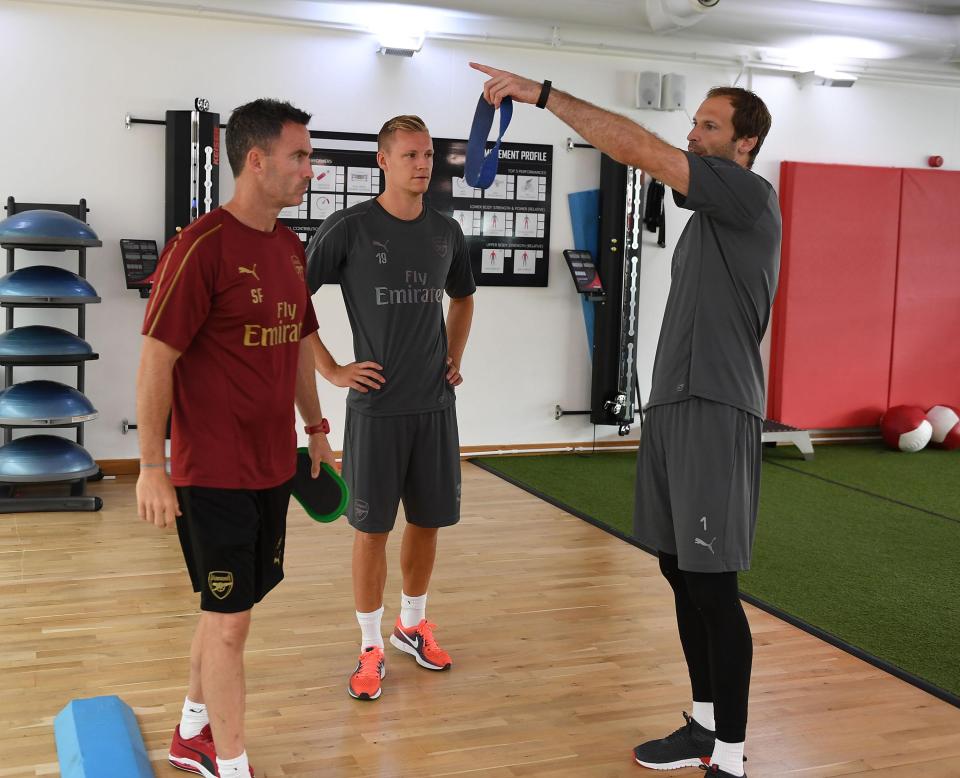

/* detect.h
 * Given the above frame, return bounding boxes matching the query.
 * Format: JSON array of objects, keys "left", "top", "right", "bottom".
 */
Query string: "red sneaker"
[
  {"left": 348, "top": 645, "right": 386, "bottom": 700},
  {"left": 169, "top": 725, "right": 255, "bottom": 777},
  {"left": 169, "top": 725, "right": 218, "bottom": 777},
  {"left": 389, "top": 618, "right": 452, "bottom": 670}
]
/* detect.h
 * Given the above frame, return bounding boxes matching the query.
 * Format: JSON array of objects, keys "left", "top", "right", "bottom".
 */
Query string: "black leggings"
[{"left": 658, "top": 551, "right": 753, "bottom": 743}]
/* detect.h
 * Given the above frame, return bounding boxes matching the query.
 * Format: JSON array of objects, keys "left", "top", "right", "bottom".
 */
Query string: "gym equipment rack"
[{"left": 0, "top": 197, "right": 103, "bottom": 511}]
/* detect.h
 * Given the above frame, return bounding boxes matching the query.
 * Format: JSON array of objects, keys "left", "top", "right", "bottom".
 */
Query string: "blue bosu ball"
[
  {"left": 0, "top": 326, "right": 95, "bottom": 359},
  {"left": 0, "top": 435, "right": 99, "bottom": 482},
  {"left": 0, "top": 380, "right": 98, "bottom": 425},
  {"left": 0, "top": 266, "right": 101, "bottom": 304},
  {"left": 0, "top": 209, "right": 101, "bottom": 248}
]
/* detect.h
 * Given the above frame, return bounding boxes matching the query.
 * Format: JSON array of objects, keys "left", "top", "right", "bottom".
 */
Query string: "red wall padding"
[
  {"left": 888, "top": 169, "right": 960, "bottom": 409},
  {"left": 768, "top": 162, "right": 901, "bottom": 428}
]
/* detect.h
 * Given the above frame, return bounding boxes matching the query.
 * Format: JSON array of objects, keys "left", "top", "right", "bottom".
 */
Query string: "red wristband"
[{"left": 304, "top": 419, "right": 330, "bottom": 435}]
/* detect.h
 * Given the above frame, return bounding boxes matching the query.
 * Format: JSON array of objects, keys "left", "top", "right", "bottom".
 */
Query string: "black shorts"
[
  {"left": 175, "top": 480, "right": 292, "bottom": 613},
  {"left": 633, "top": 397, "right": 762, "bottom": 573},
  {"left": 342, "top": 406, "right": 461, "bottom": 533}
]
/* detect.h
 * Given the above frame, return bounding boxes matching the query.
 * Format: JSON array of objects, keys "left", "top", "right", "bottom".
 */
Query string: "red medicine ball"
[{"left": 880, "top": 405, "right": 932, "bottom": 452}]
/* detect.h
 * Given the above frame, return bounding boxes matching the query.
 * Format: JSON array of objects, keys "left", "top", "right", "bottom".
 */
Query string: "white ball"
[
  {"left": 926, "top": 405, "right": 960, "bottom": 450},
  {"left": 898, "top": 420, "right": 933, "bottom": 452}
]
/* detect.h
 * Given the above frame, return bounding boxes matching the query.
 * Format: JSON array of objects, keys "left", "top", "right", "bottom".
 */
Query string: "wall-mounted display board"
[{"left": 280, "top": 131, "right": 552, "bottom": 287}]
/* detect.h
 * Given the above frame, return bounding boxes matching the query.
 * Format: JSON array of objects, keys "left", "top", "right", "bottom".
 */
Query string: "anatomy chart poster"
[
  {"left": 429, "top": 138, "right": 552, "bottom": 288},
  {"left": 279, "top": 131, "right": 552, "bottom": 288}
]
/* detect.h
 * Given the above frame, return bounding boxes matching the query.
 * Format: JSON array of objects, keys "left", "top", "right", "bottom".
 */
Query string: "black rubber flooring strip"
[
  {"left": 764, "top": 458, "right": 960, "bottom": 526},
  {"left": 469, "top": 458, "right": 960, "bottom": 711}
]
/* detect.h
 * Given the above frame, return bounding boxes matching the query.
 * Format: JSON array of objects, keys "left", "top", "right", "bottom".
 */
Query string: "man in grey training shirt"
[
  {"left": 305, "top": 115, "right": 476, "bottom": 702},
  {"left": 471, "top": 63, "right": 779, "bottom": 778}
]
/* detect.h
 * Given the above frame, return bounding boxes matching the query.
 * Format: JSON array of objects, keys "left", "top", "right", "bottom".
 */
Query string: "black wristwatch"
[{"left": 536, "top": 80, "right": 553, "bottom": 109}]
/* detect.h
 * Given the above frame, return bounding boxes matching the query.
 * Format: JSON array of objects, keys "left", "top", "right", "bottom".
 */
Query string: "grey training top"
[
  {"left": 306, "top": 199, "right": 476, "bottom": 417},
  {"left": 647, "top": 152, "right": 781, "bottom": 418}
]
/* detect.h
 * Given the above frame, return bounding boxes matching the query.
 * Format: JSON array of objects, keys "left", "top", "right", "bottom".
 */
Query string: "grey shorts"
[
  {"left": 633, "top": 397, "right": 762, "bottom": 572},
  {"left": 342, "top": 405, "right": 461, "bottom": 533}
]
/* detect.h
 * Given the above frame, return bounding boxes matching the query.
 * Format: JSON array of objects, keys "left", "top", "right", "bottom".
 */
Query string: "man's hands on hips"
[
  {"left": 446, "top": 356, "right": 464, "bottom": 387},
  {"left": 330, "top": 361, "right": 385, "bottom": 393},
  {"left": 136, "top": 467, "right": 181, "bottom": 529},
  {"left": 470, "top": 62, "right": 542, "bottom": 108}
]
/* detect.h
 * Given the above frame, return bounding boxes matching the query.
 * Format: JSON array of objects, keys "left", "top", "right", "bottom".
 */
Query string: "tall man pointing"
[{"left": 470, "top": 63, "right": 779, "bottom": 778}]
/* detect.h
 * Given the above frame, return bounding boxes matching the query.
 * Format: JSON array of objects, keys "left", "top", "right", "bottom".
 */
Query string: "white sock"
[
  {"left": 216, "top": 751, "right": 250, "bottom": 778},
  {"left": 692, "top": 700, "right": 715, "bottom": 732},
  {"left": 711, "top": 738, "right": 745, "bottom": 777},
  {"left": 179, "top": 697, "right": 208, "bottom": 739},
  {"left": 400, "top": 591, "right": 427, "bottom": 628},
  {"left": 357, "top": 606, "right": 384, "bottom": 649}
]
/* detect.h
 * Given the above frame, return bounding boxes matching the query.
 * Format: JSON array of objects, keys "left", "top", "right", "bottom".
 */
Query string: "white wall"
[{"left": 1, "top": 1, "right": 958, "bottom": 459}]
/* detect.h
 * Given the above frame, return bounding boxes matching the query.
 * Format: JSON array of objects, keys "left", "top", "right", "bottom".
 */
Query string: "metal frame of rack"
[{"left": 0, "top": 197, "right": 103, "bottom": 511}]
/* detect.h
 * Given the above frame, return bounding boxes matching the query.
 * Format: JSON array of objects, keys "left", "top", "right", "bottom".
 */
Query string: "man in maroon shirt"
[{"left": 136, "top": 99, "right": 334, "bottom": 778}]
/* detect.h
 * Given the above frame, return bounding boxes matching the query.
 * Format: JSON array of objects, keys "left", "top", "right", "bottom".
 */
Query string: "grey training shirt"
[
  {"left": 647, "top": 152, "right": 781, "bottom": 418},
  {"left": 306, "top": 199, "right": 476, "bottom": 417}
]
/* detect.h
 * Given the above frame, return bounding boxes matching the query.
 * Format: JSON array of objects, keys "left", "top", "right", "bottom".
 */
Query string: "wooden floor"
[{"left": 2, "top": 463, "right": 960, "bottom": 777}]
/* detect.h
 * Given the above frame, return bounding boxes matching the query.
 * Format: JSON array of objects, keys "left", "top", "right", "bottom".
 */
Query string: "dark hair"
[
  {"left": 377, "top": 115, "right": 430, "bottom": 151},
  {"left": 225, "top": 99, "right": 312, "bottom": 177},
  {"left": 706, "top": 87, "right": 771, "bottom": 168}
]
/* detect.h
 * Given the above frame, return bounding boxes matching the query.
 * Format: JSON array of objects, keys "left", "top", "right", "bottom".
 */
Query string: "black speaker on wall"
[{"left": 164, "top": 108, "right": 221, "bottom": 243}]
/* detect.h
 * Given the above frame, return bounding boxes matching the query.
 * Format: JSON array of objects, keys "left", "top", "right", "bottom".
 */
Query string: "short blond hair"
[{"left": 378, "top": 115, "right": 430, "bottom": 151}]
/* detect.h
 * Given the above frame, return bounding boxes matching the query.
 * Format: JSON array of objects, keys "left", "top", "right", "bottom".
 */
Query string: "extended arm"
[{"left": 470, "top": 62, "right": 690, "bottom": 195}]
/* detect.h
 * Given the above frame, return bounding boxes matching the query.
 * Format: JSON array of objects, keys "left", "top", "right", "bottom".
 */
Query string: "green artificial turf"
[
  {"left": 475, "top": 443, "right": 960, "bottom": 697},
  {"left": 763, "top": 443, "right": 960, "bottom": 521}
]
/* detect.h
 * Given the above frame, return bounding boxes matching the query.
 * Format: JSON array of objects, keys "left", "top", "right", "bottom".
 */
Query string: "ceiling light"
[
  {"left": 376, "top": 31, "right": 424, "bottom": 57},
  {"left": 795, "top": 69, "right": 858, "bottom": 88},
  {"left": 814, "top": 68, "right": 857, "bottom": 86},
  {"left": 371, "top": 7, "right": 427, "bottom": 56}
]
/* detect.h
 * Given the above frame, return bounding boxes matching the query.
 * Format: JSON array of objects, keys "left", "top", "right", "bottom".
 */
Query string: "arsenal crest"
[
  {"left": 432, "top": 236, "right": 449, "bottom": 257},
  {"left": 290, "top": 254, "right": 305, "bottom": 279},
  {"left": 208, "top": 571, "right": 234, "bottom": 600}
]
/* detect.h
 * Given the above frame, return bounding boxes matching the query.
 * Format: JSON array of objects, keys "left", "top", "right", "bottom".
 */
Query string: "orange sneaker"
[
  {"left": 389, "top": 618, "right": 452, "bottom": 670},
  {"left": 348, "top": 645, "right": 385, "bottom": 700}
]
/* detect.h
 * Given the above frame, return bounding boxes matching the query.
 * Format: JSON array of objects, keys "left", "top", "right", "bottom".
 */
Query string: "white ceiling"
[
  {"left": 28, "top": 0, "right": 960, "bottom": 83},
  {"left": 372, "top": 0, "right": 960, "bottom": 62},
  {"left": 375, "top": 0, "right": 960, "bottom": 29}
]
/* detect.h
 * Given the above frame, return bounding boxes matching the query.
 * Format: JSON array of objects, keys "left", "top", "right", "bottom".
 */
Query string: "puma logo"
[
  {"left": 178, "top": 742, "right": 216, "bottom": 774},
  {"left": 372, "top": 240, "right": 389, "bottom": 252},
  {"left": 695, "top": 537, "right": 717, "bottom": 555},
  {"left": 373, "top": 240, "right": 389, "bottom": 265},
  {"left": 239, "top": 264, "right": 259, "bottom": 281}
]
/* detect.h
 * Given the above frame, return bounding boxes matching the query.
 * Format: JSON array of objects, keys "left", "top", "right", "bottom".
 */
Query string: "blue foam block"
[
  {"left": 567, "top": 189, "right": 601, "bottom": 356},
  {"left": 54, "top": 696, "right": 154, "bottom": 778}
]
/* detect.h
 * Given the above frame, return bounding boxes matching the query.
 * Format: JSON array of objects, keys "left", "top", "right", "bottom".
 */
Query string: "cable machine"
[{"left": 561, "top": 153, "right": 646, "bottom": 435}]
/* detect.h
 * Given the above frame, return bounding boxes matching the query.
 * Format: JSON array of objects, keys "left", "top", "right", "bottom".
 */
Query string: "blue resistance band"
[{"left": 464, "top": 95, "right": 513, "bottom": 189}]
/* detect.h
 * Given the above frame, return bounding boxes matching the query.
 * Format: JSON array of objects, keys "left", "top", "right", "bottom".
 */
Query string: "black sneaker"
[
  {"left": 633, "top": 711, "right": 714, "bottom": 770},
  {"left": 700, "top": 764, "right": 746, "bottom": 777}
]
